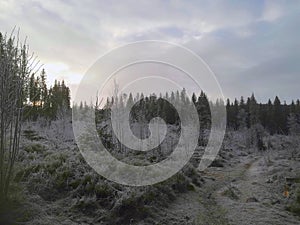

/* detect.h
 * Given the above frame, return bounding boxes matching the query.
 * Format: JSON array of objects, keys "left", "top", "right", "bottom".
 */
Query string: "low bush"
[
  {"left": 24, "top": 144, "right": 45, "bottom": 153},
  {"left": 288, "top": 189, "right": 300, "bottom": 216}
]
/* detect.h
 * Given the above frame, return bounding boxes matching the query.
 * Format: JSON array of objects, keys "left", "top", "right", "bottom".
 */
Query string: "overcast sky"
[{"left": 1, "top": 0, "right": 299, "bottom": 102}]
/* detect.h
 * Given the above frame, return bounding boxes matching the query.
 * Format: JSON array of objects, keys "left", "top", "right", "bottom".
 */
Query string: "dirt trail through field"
[{"left": 153, "top": 153, "right": 300, "bottom": 225}]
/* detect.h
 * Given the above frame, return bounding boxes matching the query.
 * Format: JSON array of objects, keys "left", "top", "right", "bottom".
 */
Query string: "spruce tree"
[
  {"left": 287, "top": 113, "right": 300, "bottom": 135},
  {"left": 273, "top": 96, "right": 284, "bottom": 133},
  {"left": 126, "top": 93, "right": 134, "bottom": 109},
  {"left": 192, "top": 93, "right": 197, "bottom": 105},
  {"left": 249, "top": 93, "right": 259, "bottom": 126},
  {"left": 39, "top": 69, "right": 48, "bottom": 109}
]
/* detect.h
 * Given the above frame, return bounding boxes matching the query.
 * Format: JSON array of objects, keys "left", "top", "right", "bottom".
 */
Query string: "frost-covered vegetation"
[
  {"left": 5, "top": 120, "right": 202, "bottom": 225},
  {"left": 3, "top": 119, "right": 298, "bottom": 225}
]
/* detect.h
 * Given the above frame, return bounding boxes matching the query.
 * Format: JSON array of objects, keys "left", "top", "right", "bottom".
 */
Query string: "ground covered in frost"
[{"left": 1, "top": 120, "right": 300, "bottom": 225}]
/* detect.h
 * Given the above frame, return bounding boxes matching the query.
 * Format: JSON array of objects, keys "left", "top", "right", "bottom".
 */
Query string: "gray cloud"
[{"left": 0, "top": 0, "right": 299, "bottom": 102}]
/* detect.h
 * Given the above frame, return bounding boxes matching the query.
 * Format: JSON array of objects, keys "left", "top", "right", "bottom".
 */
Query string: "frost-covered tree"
[
  {"left": 126, "top": 93, "right": 134, "bottom": 109},
  {"left": 237, "top": 108, "right": 248, "bottom": 130},
  {"left": 288, "top": 113, "right": 300, "bottom": 135},
  {"left": 39, "top": 68, "right": 48, "bottom": 108},
  {"left": 0, "top": 31, "right": 33, "bottom": 200}
]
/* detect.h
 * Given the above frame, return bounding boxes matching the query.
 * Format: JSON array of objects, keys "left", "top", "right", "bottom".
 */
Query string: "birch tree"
[{"left": 0, "top": 31, "right": 33, "bottom": 200}]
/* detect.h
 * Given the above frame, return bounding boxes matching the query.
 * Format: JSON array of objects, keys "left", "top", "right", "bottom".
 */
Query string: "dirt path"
[
  {"left": 194, "top": 156, "right": 258, "bottom": 225},
  {"left": 152, "top": 156, "right": 256, "bottom": 225},
  {"left": 216, "top": 154, "right": 300, "bottom": 225},
  {"left": 153, "top": 153, "right": 300, "bottom": 225}
]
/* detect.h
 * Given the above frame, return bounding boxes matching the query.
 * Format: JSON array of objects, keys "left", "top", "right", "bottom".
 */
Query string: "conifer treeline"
[
  {"left": 226, "top": 94, "right": 300, "bottom": 135},
  {"left": 98, "top": 89, "right": 212, "bottom": 129},
  {"left": 97, "top": 89, "right": 212, "bottom": 128},
  {"left": 24, "top": 69, "right": 71, "bottom": 120},
  {"left": 99, "top": 90, "right": 300, "bottom": 135}
]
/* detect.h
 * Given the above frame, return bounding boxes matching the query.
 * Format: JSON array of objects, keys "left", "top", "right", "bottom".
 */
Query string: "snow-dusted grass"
[
  {"left": 10, "top": 119, "right": 203, "bottom": 224},
  {"left": 7, "top": 119, "right": 300, "bottom": 224}
]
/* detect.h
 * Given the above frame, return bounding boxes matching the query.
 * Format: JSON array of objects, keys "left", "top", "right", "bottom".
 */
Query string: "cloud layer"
[{"left": 0, "top": 0, "right": 299, "bottom": 102}]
